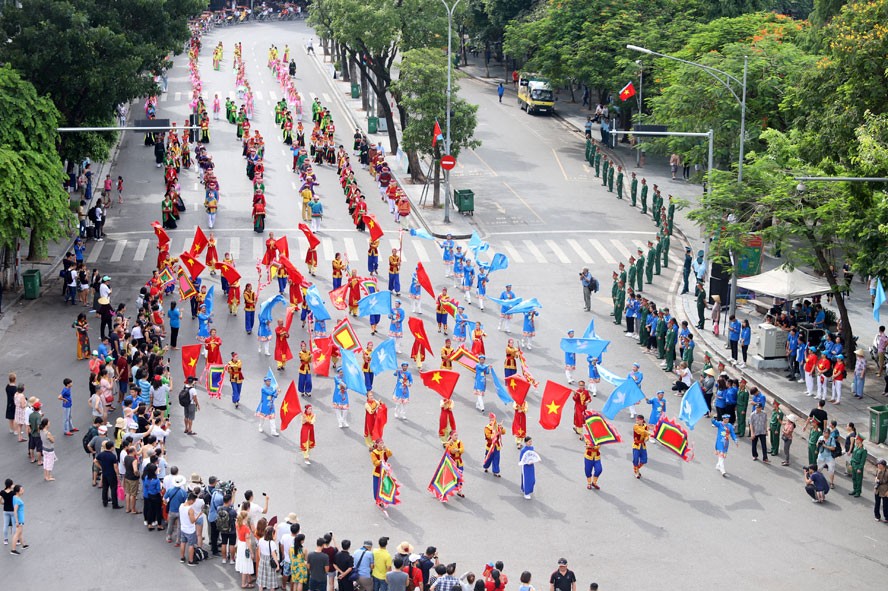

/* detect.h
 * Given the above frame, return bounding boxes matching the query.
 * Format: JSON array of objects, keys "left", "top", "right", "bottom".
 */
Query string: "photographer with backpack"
[{"left": 179, "top": 377, "right": 200, "bottom": 435}]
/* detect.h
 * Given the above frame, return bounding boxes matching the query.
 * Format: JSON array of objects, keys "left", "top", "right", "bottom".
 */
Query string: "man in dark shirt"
[
  {"left": 94, "top": 441, "right": 122, "bottom": 508},
  {"left": 549, "top": 558, "right": 576, "bottom": 591},
  {"left": 2, "top": 478, "right": 15, "bottom": 544},
  {"left": 417, "top": 546, "right": 438, "bottom": 591},
  {"left": 334, "top": 539, "right": 356, "bottom": 591},
  {"left": 308, "top": 537, "right": 331, "bottom": 591},
  {"left": 807, "top": 400, "right": 828, "bottom": 432},
  {"left": 804, "top": 464, "right": 830, "bottom": 503}
]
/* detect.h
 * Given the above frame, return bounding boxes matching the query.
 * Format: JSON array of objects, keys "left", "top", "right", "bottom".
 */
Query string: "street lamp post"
[{"left": 441, "top": 0, "right": 461, "bottom": 224}]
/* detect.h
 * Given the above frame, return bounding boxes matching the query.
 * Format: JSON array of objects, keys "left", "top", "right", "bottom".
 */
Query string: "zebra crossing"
[
  {"left": 158, "top": 90, "right": 334, "bottom": 105},
  {"left": 87, "top": 232, "right": 668, "bottom": 270}
]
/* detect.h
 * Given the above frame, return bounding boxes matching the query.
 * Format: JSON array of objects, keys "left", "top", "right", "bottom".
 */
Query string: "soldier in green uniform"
[
  {"left": 682, "top": 333, "right": 695, "bottom": 371},
  {"left": 635, "top": 248, "right": 645, "bottom": 293},
  {"left": 609, "top": 271, "right": 619, "bottom": 316},
  {"left": 640, "top": 178, "right": 649, "bottom": 214},
  {"left": 618, "top": 262, "right": 627, "bottom": 286},
  {"left": 653, "top": 188, "right": 662, "bottom": 227},
  {"left": 735, "top": 380, "right": 750, "bottom": 437},
  {"left": 696, "top": 282, "right": 707, "bottom": 329},
  {"left": 663, "top": 319, "right": 677, "bottom": 372},
  {"left": 601, "top": 157, "right": 609, "bottom": 186},
  {"left": 630, "top": 172, "right": 638, "bottom": 206},
  {"left": 655, "top": 311, "right": 667, "bottom": 359},
  {"left": 638, "top": 300, "right": 650, "bottom": 347},
  {"left": 848, "top": 435, "right": 868, "bottom": 496},
  {"left": 615, "top": 166, "right": 623, "bottom": 199},
  {"left": 594, "top": 153, "right": 601, "bottom": 177},
  {"left": 768, "top": 400, "right": 785, "bottom": 455},
  {"left": 667, "top": 198, "right": 676, "bottom": 235},
  {"left": 614, "top": 280, "right": 626, "bottom": 327},
  {"left": 661, "top": 233, "right": 671, "bottom": 269},
  {"left": 607, "top": 163, "right": 615, "bottom": 192},
  {"left": 645, "top": 241, "right": 655, "bottom": 284},
  {"left": 807, "top": 420, "right": 823, "bottom": 466},
  {"left": 627, "top": 255, "right": 637, "bottom": 291},
  {"left": 653, "top": 236, "right": 662, "bottom": 276}
]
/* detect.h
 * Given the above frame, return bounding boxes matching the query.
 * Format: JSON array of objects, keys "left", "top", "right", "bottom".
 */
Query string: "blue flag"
[
  {"left": 264, "top": 367, "right": 278, "bottom": 392},
  {"left": 257, "top": 294, "right": 287, "bottom": 338},
  {"left": 409, "top": 228, "right": 435, "bottom": 240},
  {"left": 489, "top": 369, "right": 513, "bottom": 406},
  {"left": 204, "top": 285, "right": 215, "bottom": 317},
  {"left": 601, "top": 379, "right": 645, "bottom": 420},
  {"left": 506, "top": 298, "right": 542, "bottom": 315},
  {"left": 357, "top": 290, "right": 394, "bottom": 317},
  {"left": 370, "top": 338, "right": 399, "bottom": 374},
  {"left": 487, "top": 295, "right": 522, "bottom": 309},
  {"left": 597, "top": 365, "right": 626, "bottom": 387},
  {"left": 875, "top": 279, "right": 886, "bottom": 322},
  {"left": 678, "top": 382, "right": 709, "bottom": 430},
  {"left": 340, "top": 349, "right": 368, "bottom": 394},
  {"left": 468, "top": 232, "right": 489, "bottom": 253},
  {"left": 305, "top": 285, "right": 332, "bottom": 321},
  {"left": 488, "top": 253, "right": 509, "bottom": 273},
  {"left": 559, "top": 338, "right": 609, "bottom": 358},
  {"left": 583, "top": 318, "right": 597, "bottom": 339}
]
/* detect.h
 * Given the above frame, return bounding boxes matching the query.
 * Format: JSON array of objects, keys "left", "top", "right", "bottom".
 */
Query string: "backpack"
[
  {"left": 216, "top": 506, "right": 232, "bottom": 533},
  {"left": 591, "top": 277, "right": 600, "bottom": 293},
  {"left": 178, "top": 386, "right": 191, "bottom": 407},
  {"left": 88, "top": 206, "right": 98, "bottom": 223},
  {"left": 193, "top": 547, "right": 208, "bottom": 562},
  {"left": 830, "top": 436, "right": 844, "bottom": 458},
  {"left": 83, "top": 426, "right": 98, "bottom": 454}
]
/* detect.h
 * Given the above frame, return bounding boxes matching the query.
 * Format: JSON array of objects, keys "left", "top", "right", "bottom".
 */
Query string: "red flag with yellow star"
[
  {"left": 328, "top": 285, "right": 349, "bottom": 311},
  {"left": 279, "top": 381, "right": 302, "bottom": 431},
  {"left": 506, "top": 375, "right": 532, "bottom": 405},
  {"left": 190, "top": 226, "right": 209, "bottom": 256},
  {"left": 181, "top": 344, "right": 202, "bottom": 379},
  {"left": 298, "top": 223, "right": 321, "bottom": 250},
  {"left": 179, "top": 251, "right": 206, "bottom": 278},
  {"left": 363, "top": 214, "right": 385, "bottom": 242},
  {"left": 312, "top": 337, "right": 333, "bottom": 376},
  {"left": 415, "top": 262, "right": 435, "bottom": 299},
  {"left": 151, "top": 221, "right": 170, "bottom": 246},
  {"left": 420, "top": 369, "right": 460, "bottom": 399},
  {"left": 408, "top": 316, "right": 433, "bottom": 355},
  {"left": 275, "top": 236, "right": 290, "bottom": 260},
  {"left": 216, "top": 261, "right": 241, "bottom": 285},
  {"left": 539, "top": 380, "right": 572, "bottom": 430}
]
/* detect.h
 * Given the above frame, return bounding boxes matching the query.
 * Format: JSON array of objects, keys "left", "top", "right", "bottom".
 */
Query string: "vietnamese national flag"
[
  {"left": 432, "top": 120, "right": 443, "bottom": 147},
  {"left": 312, "top": 336, "right": 333, "bottom": 376},
  {"left": 181, "top": 344, "right": 203, "bottom": 379},
  {"left": 298, "top": 223, "right": 321, "bottom": 250},
  {"left": 278, "top": 256, "right": 304, "bottom": 286},
  {"left": 363, "top": 215, "right": 385, "bottom": 242},
  {"left": 619, "top": 81, "right": 636, "bottom": 101},
  {"left": 372, "top": 401, "right": 388, "bottom": 441},
  {"left": 190, "top": 226, "right": 209, "bottom": 256},
  {"left": 288, "top": 281, "right": 304, "bottom": 307},
  {"left": 179, "top": 251, "right": 206, "bottom": 278},
  {"left": 538, "top": 380, "right": 573, "bottom": 430},
  {"left": 275, "top": 236, "right": 290, "bottom": 260},
  {"left": 328, "top": 285, "right": 349, "bottom": 310},
  {"left": 151, "top": 221, "right": 170, "bottom": 247},
  {"left": 415, "top": 262, "right": 435, "bottom": 299},
  {"left": 279, "top": 381, "right": 302, "bottom": 431},
  {"left": 408, "top": 316, "right": 433, "bottom": 355},
  {"left": 217, "top": 261, "right": 241, "bottom": 285},
  {"left": 420, "top": 369, "right": 461, "bottom": 399},
  {"left": 506, "top": 375, "right": 532, "bottom": 405}
]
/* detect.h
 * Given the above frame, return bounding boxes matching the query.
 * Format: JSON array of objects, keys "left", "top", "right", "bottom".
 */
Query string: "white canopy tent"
[{"left": 737, "top": 266, "right": 832, "bottom": 300}]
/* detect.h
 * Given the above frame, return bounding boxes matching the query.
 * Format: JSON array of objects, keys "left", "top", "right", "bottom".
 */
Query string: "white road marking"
[
  {"left": 522, "top": 240, "right": 547, "bottom": 263},
  {"left": 545, "top": 240, "right": 571, "bottom": 264},
  {"left": 269, "top": 90, "right": 278, "bottom": 102},
  {"left": 253, "top": 237, "right": 264, "bottom": 261},
  {"left": 500, "top": 240, "right": 525, "bottom": 264},
  {"left": 321, "top": 237, "right": 334, "bottom": 261},
  {"left": 588, "top": 239, "right": 616, "bottom": 265},
  {"left": 229, "top": 237, "right": 240, "bottom": 260},
  {"left": 193, "top": 182, "right": 199, "bottom": 191},
  {"left": 291, "top": 181, "right": 298, "bottom": 190},
  {"left": 413, "top": 241, "right": 430, "bottom": 263},
  {"left": 254, "top": 91, "right": 263, "bottom": 101},
  {"left": 309, "top": 91, "right": 318, "bottom": 101},
  {"left": 322, "top": 92, "right": 332, "bottom": 103},
  {"left": 610, "top": 239, "right": 631, "bottom": 260},
  {"left": 566, "top": 239, "right": 592, "bottom": 264},
  {"left": 110, "top": 240, "right": 127, "bottom": 263},
  {"left": 632, "top": 240, "right": 647, "bottom": 252},
  {"left": 179, "top": 236, "right": 192, "bottom": 257},
  {"left": 228, "top": 91, "right": 236, "bottom": 100},
  {"left": 344, "top": 237, "right": 359, "bottom": 261},
  {"left": 134, "top": 239, "right": 149, "bottom": 262},
  {"left": 174, "top": 92, "right": 182, "bottom": 102},
  {"left": 86, "top": 241, "right": 105, "bottom": 264},
  {"left": 159, "top": 94, "right": 168, "bottom": 103}
]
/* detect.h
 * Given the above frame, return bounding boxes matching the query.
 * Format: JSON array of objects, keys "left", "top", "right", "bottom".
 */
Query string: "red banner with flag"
[
  {"left": 420, "top": 369, "right": 461, "bottom": 399},
  {"left": 298, "top": 223, "right": 321, "bottom": 250},
  {"left": 539, "top": 380, "right": 573, "bottom": 430},
  {"left": 275, "top": 236, "right": 290, "bottom": 260},
  {"left": 151, "top": 221, "right": 170, "bottom": 246},
  {"left": 432, "top": 120, "right": 443, "bottom": 147},
  {"left": 190, "top": 226, "right": 208, "bottom": 256},
  {"left": 329, "top": 285, "right": 349, "bottom": 310},
  {"left": 415, "top": 262, "right": 435, "bottom": 299},
  {"left": 279, "top": 381, "right": 302, "bottom": 431},
  {"left": 363, "top": 215, "right": 385, "bottom": 242},
  {"left": 619, "top": 81, "right": 636, "bottom": 101},
  {"left": 505, "top": 375, "right": 531, "bottom": 405},
  {"left": 278, "top": 256, "right": 304, "bottom": 286},
  {"left": 312, "top": 337, "right": 333, "bottom": 376},
  {"left": 217, "top": 262, "right": 241, "bottom": 285},
  {"left": 408, "top": 316, "right": 433, "bottom": 355},
  {"left": 181, "top": 344, "right": 202, "bottom": 379},
  {"left": 178, "top": 251, "right": 206, "bottom": 278}
]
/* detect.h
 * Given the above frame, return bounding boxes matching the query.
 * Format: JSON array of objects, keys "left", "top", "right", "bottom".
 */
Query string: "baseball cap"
[{"left": 557, "top": 558, "right": 568, "bottom": 565}]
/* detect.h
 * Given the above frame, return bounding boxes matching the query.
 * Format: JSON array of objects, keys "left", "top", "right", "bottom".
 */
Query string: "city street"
[{"left": 0, "top": 20, "right": 885, "bottom": 590}]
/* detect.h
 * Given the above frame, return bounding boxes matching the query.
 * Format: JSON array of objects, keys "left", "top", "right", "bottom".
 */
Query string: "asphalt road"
[{"left": 0, "top": 20, "right": 885, "bottom": 590}]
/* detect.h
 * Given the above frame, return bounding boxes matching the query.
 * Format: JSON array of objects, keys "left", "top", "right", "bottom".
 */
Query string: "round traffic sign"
[{"left": 440, "top": 154, "right": 456, "bottom": 171}]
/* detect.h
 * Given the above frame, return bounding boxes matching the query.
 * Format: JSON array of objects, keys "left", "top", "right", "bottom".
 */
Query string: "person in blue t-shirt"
[
  {"left": 564, "top": 329, "right": 577, "bottom": 384},
  {"left": 58, "top": 378, "right": 75, "bottom": 435},
  {"left": 168, "top": 301, "right": 182, "bottom": 349},
  {"left": 739, "top": 319, "right": 752, "bottom": 368},
  {"left": 728, "top": 315, "right": 741, "bottom": 365}
]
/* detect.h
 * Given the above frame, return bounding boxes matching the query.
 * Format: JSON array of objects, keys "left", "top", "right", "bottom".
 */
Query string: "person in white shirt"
[
  {"left": 98, "top": 276, "right": 112, "bottom": 300},
  {"left": 244, "top": 489, "right": 269, "bottom": 525},
  {"left": 162, "top": 465, "right": 180, "bottom": 492}
]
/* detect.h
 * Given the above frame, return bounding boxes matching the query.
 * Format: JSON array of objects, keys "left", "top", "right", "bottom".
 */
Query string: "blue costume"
[
  {"left": 453, "top": 249, "right": 465, "bottom": 277},
  {"left": 463, "top": 264, "right": 475, "bottom": 289},
  {"left": 258, "top": 317, "right": 272, "bottom": 340},
  {"left": 499, "top": 289, "right": 516, "bottom": 316},
  {"left": 519, "top": 444, "right": 538, "bottom": 497},
  {"left": 476, "top": 269, "right": 488, "bottom": 296},
  {"left": 473, "top": 362, "right": 490, "bottom": 392},
  {"left": 369, "top": 313, "right": 381, "bottom": 329},
  {"left": 522, "top": 311, "right": 536, "bottom": 336},
  {"left": 409, "top": 274, "right": 421, "bottom": 299},
  {"left": 332, "top": 383, "right": 349, "bottom": 406},
  {"left": 587, "top": 358, "right": 600, "bottom": 380},
  {"left": 313, "top": 318, "right": 327, "bottom": 337},
  {"left": 565, "top": 350, "right": 576, "bottom": 368},
  {"left": 453, "top": 312, "right": 468, "bottom": 341},
  {"left": 712, "top": 418, "right": 738, "bottom": 454},
  {"left": 647, "top": 395, "right": 666, "bottom": 425},
  {"left": 394, "top": 369, "right": 413, "bottom": 400},
  {"left": 256, "top": 385, "right": 278, "bottom": 418},
  {"left": 440, "top": 239, "right": 454, "bottom": 263},
  {"left": 389, "top": 307, "right": 404, "bottom": 337},
  {"left": 197, "top": 312, "right": 211, "bottom": 339}
]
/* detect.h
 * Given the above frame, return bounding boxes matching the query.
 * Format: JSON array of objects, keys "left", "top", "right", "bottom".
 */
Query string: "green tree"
[
  {"left": 0, "top": 0, "right": 205, "bottom": 162},
  {"left": 0, "top": 65, "right": 73, "bottom": 263},
  {"left": 811, "top": 0, "right": 847, "bottom": 25},
  {"left": 391, "top": 48, "right": 480, "bottom": 197}
]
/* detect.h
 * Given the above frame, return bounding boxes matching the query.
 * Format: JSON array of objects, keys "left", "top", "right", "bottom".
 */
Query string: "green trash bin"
[
  {"left": 870, "top": 405, "right": 888, "bottom": 444},
  {"left": 351, "top": 82, "right": 360, "bottom": 99},
  {"left": 367, "top": 116, "right": 378, "bottom": 134},
  {"left": 454, "top": 189, "right": 474, "bottom": 215},
  {"left": 22, "top": 269, "right": 41, "bottom": 300}
]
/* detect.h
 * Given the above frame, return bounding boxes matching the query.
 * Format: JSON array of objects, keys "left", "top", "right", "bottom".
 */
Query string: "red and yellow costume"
[
  {"left": 300, "top": 408, "right": 316, "bottom": 458},
  {"left": 275, "top": 324, "right": 293, "bottom": 369},
  {"left": 512, "top": 401, "right": 528, "bottom": 446},
  {"left": 440, "top": 344, "right": 453, "bottom": 369},
  {"left": 228, "top": 280, "right": 241, "bottom": 314},
  {"left": 364, "top": 396, "right": 380, "bottom": 446},
  {"left": 471, "top": 327, "right": 486, "bottom": 356},
  {"left": 347, "top": 273, "right": 362, "bottom": 316},
  {"left": 205, "top": 334, "right": 223, "bottom": 365},
  {"left": 572, "top": 387, "right": 591, "bottom": 433},
  {"left": 439, "top": 398, "right": 456, "bottom": 441}
]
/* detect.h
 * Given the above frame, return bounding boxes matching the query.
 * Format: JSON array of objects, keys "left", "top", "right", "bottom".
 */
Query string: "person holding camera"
[
  {"left": 579, "top": 268, "right": 596, "bottom": 312},
  {"left": 804, "top": 464, "right": 830, "bottom": 503}
]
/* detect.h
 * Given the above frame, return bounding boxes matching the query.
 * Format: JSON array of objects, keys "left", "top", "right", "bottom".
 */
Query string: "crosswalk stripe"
[
  {"left": 588, "top": 239, "right": 616, "bottom": 265},
  {"left": 294, "top": 235, "right": 307, "bottom": 260},
  {"left": 344, "top": 237, "right": 359, "bottom": 261},
  {"left": 159, "top": 94, "right": 168, "bottom": 103},
  {"left": 388, "top": 239, "right": 401, "bottom": 257},
  {"left": 309, "top": 91, "right": 318, "bottom": 101},
  {"left": 110, "top": 240, "right": 127, "bottom": 263},
  {"left": 254, "top": 90, "right": 263, "bottom": 101},
  {"left": 545, "top": 240, "right": 571, "bottom": 264},
  {"left": 522, "top": 240, "right": 547, "bottom": 263},
  {"left": 413, "top": 241, "right": 430, "bottom": 263},
  {"left": 228, "top": 91, "right": 236, "bottom": 101},
  {"left": 500, "top": 240, "right": 525, "bottom": 264},
  {"left": 610, "top": 239, "right": 631, "bottom": 260},
  {"left": 229, "top": 237, "right": 240, "bottom": 261},
  {"left": 86, "top": 241, "right": 105, "bottom": 264},
  {"left": 322, "top": 92, "right": 332, "bottom": 103},
  {"left": 179, "top": 236, "right": 192, "bottom": 257},
  {"left": 321, "top": 237, "right": 334, "bottom": 261},
  {"left": 566, "top": 239, "right": 592, "bottom": 263},
  {"left": 174, "top": 92, "right": 182, "bottom": 102},
  {"left": 253, "top": 238, "right": 264, "bottom": 262},
  {"left": 134, "top": 239, "right": 149, "bottom": 262},
  {"left": 632, "top": 240, "right": 647, "bottom": 252},
  {"left": 269, "top": 90, "right": 278, "bottom": 102}
]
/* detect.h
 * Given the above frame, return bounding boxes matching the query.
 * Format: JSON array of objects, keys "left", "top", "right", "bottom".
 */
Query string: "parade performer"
[
  {"left": 274, "top": 319, "right": 293, "bottom": 371},
  {"left": 227, "top": 352, "right": 244, "bottom": 408},
  {"left": 388, "top": 249, "right": 401, "bottom": 295},
  {"left": 512, "top": 398, "right": 527, "bottom": 448},
  {"left": 305, "top": 243, "right": 318, "bottom": 277},
  {"left": 521, "top": 310, "right": 537, "bottom": 350},
  {"left": 370, "top": 439, "right": 394, "bottom": 510},
  {"left": 519, "top": 437, "right": 539, "bottom": 499},
  {"left": 646, "top": 390, "right": 666, "bottom": 427},
  {"left": 504, "top": 339, "right": 520, "bottom": 378},
  {"left": 497, "top": 284, "right": 517, "bottom": 333},
  {"left": 439, "top": 234, "right": 455, "bottom": 277},
  {"left": 367, "top": 239, "right": 380, "bottom": 276},
  {"left": 564, "top": 329, "right": 577, "bottom": 384},
  {"left": 587, "top": 356, "right": 601, "bottom": 397},
  {"left": 483, "top": 414, "right": 506, "bottom": 476},
  {"left": 473, "top": 356, "right": 491, "bottom": 412},
  {"left": 461, "top": 259, "right": 474, "bottom": 305},
  {"left": 333, "top": 381, "right": 350, "bottom": 428},
  {"left": 572, "top": 381, "right": 591, "bottom": 438},
  {"left": 197, "top": 304, "right": 212, "bottom": 341},
  {"left": 452, "top": 246, "right": 465, "bottom": 287},
  {"left": 363, "top": 343, "right": 374, "bottom": 392},
  {"left": 364, "top": 392, "right": 381, "bottom": 446},
  {"left": 300, "top": 405, "right": 316, "bottom": 464},
  {"left": 441, "top": 338, "right": 454, "bottom": 369},
  {"left": 408, "top": 271, "right": 422, "bottom": 314},
  {"left": 445, "top": 431, "right": 466, "bottom": 497},
  {"left": 393, "top": 362, "right": 413, "bottom": 420},
  {"left": 632, "top": 415, "right": 649, "bottom": 479},
  {"left": 257, "top": 375, "right": 280, "bottom": 436},
  {"left": 347, "top": 271, "right": 362, "bottom": 317},
  {"left": 453, "top": 306, "right": 468, "bottom": 346},
  {"left": 471, "top": 323, "right": 487, "bottom": 357},
  {"left": 298, "top": 341, "right": 312, "bottom": 398},
  {"left": 712, "top": 414, "right": 738, "bottom": 477},
  {"left": 205, "top": 328, "right": 223, "bottom": 365},
  {"left": 410, "top": 330, "right": 427, "bottom": 370},
  {"left": 439, "top": 397, "right": 456, "bottom": 443},
  {"left": 627, "top": 363, "right": 643, "bottom": 418},
  {"left": 206, "top": 232, "right": 219, "bottom": 275},
  {"left": 243, "top": 284, "right": 256, "bottom": 334},
  {"left": 476, "top": 265, "right": 489, "bottom": 310},
  {"left": 388, "top": 300, "right": 405, "bottom": 354},
  {"left": 435, "top": 288, "right": 452, "bottom": 334},
  {"left": 332, "top": 253, "right": 345, "bottom": 289},
  {"left": 584, "top": 434, "right": 603, "bottom": 490}
]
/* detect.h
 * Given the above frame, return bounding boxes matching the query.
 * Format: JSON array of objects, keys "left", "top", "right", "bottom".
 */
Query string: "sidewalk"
[
  {"left": 459, "top": 53, "right": 888, "bottom": 460},
  {"left": 312, "top": 46, "right": 475, "bottom": 240}
]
